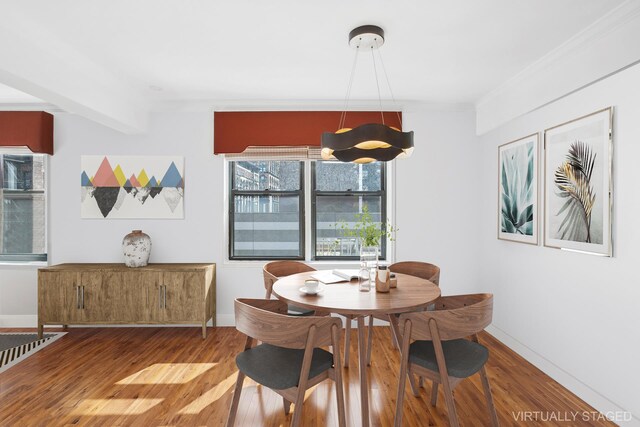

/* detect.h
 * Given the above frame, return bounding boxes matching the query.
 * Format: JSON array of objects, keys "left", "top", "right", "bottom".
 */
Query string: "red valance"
[
  {"left": 0, "top": 111, "right": 54, "bottom": 155},
  {"left": 214, "top": 111, "right": 402, "bottom": 154}
]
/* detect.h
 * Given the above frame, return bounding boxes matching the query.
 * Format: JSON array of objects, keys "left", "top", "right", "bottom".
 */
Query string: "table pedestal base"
[{"left": 357, "top": 315, "right": 370, "bottom": 427}]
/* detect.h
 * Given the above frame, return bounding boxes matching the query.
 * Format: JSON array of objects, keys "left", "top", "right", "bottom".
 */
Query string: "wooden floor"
[{"left": 0, "top": 327, "right": 612, "bottom": 427}]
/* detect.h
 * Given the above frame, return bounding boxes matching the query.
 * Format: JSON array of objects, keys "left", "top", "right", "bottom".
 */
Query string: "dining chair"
[
  {"left": 227, "top": 298, "right": 346, "bottom": 427},
  {"left": 394, "top": 293, "right": 498, "bottom": 427},
  {"left": 263, "top": 261, "right": 317, "bottom": 316},
  {"left": 263, "top": 261, "right": 357, "bottom": 367},
  {"left": 366, "top": 261, "right": 441, "bottom": 364}
]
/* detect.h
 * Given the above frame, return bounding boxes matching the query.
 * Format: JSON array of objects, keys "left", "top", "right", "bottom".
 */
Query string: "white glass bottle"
[{"left": 358, "top": 264, "right": 371, "bottom": 292}]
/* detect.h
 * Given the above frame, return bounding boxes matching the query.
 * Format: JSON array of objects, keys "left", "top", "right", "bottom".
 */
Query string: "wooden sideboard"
[{"left": 38, "top": 263, "right": 216, "bottom": 339}]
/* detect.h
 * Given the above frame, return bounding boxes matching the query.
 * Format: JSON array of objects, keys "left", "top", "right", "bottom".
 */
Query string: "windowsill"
[
  {"left": 0, "top": 260, "right": 49, "bottom": 268},
  {"left": 223, "top": 259, "right": 359, "bottom": 268},
  {"left": 222, "top": 259, "right": 392, "bottom": 268}
]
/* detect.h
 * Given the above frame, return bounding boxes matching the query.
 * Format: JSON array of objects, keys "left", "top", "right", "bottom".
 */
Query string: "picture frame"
[
  {"left": 543, "top": 107, "right": 613, "bottom": 256},
  {"left": 498, "top": 133, "right": 539, "bottom": 245},
  {"left": 81, "top": 155, "right": 185, "bottom": 219}
]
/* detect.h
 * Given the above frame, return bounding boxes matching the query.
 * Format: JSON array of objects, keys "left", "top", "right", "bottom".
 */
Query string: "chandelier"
[{"left": 321, "top": 25, "right": 414, "bottom": 164}]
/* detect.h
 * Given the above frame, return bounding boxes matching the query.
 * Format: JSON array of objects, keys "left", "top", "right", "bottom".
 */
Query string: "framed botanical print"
[
  {"left": 544, "top": 107, "right": 613, "bottom": 256},
  {"left": 498, "top": 133, "right": 539, "bottom": 244}
]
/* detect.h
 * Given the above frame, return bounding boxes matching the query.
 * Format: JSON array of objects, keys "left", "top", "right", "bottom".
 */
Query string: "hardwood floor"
[{"left": 0, "top": 327, "right": 613, "bottom": 426}]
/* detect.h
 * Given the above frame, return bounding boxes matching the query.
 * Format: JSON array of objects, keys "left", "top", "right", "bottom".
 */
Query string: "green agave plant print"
[
  {"left": 501, "top": 141, "right": 535, "bottom": 235},
  {"left": 553, "top": 141, "right": 596, "bottom": 243}
]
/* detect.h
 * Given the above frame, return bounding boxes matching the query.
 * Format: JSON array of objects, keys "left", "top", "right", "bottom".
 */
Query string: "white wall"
[
  {"left": 399, "top": 108, "right": 481, "bottom": 294},
  {"left": 478, "top": 63, "right": 640, "bottom": 422},
  {"left": 0, "top": 107, "right": 481, "bottom": 326}
]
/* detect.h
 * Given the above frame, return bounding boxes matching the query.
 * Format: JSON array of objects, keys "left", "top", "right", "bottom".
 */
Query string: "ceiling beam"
[
  {"left": 0, "top": 9, "right": 148, "bottom": 134},
  {"left": 475, "top": 0, "right": 640, "bottom": 135}
]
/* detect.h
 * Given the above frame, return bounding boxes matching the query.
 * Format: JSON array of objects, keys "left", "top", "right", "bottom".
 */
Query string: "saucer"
[{"left": 299, "top": 284, "right": 324, "bottom": 295}]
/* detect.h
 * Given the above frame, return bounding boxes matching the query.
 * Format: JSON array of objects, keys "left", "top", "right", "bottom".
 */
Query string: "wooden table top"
[{"left": 272, "top": 271, "right": 441, "bottom": 316}]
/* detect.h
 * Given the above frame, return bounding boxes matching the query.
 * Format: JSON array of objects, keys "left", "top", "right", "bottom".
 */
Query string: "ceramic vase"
[{"left": 122, "top": 230, "right": 151, "bottom": 267}]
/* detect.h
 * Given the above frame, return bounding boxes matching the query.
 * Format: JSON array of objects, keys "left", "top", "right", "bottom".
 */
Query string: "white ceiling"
[
  {"left": 0, "top": 0, "right": 624, "bottom": 108},
  {"left": 0, "top": 83, "right": 42, "bottom": 103}
]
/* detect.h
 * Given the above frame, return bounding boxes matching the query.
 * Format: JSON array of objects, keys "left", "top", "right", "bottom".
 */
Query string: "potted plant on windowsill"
[{"left": 337, "top": 204, "right": 397, "bottom": 260}]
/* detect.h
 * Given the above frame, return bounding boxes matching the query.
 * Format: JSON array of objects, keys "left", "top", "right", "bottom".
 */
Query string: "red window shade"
[
  {"left": 213, "top": 111, "right": 402, "bottom": 154},
  {"left": 0, "top": 111, "right": 54, "bottom": 155}
]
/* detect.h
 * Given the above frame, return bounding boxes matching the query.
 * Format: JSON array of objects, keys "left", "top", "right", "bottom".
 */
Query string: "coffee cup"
[{"left": 304, "top": 279, "right": 319, "bottom": 294}]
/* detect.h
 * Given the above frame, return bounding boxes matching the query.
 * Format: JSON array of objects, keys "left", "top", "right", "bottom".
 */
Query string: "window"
[
  {"left": 228, "top": 159, "right": 388, "bottom": 261},
  {"left": 229, "top": 161, "right": 304, "bottom": 260},
  {"left": 312, "top": 161, "right": 386, "bottom": 260},
  {"left": 0, "top": 153, "right": 47, "bottom": 262}
]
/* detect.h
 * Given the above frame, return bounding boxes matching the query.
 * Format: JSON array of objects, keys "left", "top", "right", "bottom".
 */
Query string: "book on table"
[
  {"left": 332, "top": 269, "right": 360, "bottom": 280},
  {"left": 311, "top": 269, "right": 360, "bottom": 284}
]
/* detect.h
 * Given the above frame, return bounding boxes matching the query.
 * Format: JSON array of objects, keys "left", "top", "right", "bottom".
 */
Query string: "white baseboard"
[
  {"left": 0, "top": 314, "right": 392, "bottom": 329},
  {"left": 0, "top": 315, "right": 37, "bottom": 327},
  {"left": 215, "top": 314, "right": 389, "bottom": 327},
  {"left": 215, "top": 314, "right": 387, "bottom": 327},
  {"left": 486, "top": 325, "right": 639, "bottom": 426},
  {"left": 216, "top": 314, "right": 235, "bottom": 326},
  {"left": 0, "top": 315, "right": 233, "bottom": 328},
  {"left": 0, "top": 314, "right": 231, "bottom": 328}
]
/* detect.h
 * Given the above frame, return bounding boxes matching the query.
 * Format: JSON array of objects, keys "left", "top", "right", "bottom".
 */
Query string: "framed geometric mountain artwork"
[
  {"left": 498, "top": 133, "right": 539, "bottom": 244},
  {"left": 81, "top": 156, "right": 184, "bottom": 219},
  {"left": 544, "top": 107, "right": 613, "bottom": 256}
]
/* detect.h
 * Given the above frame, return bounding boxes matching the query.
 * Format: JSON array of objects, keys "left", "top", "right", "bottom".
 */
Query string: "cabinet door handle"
[
  {"left": 81, "top": 286, "right": 85, "bottom": 309},
  {"left": 163, "top": 285, "right": 167, "bottom": 309},
  {"left": 76, "top": 285, "right": 80, "bottom": 309},
  {"left": 159, "top": 286, "right": 163, "bottom": 309}
]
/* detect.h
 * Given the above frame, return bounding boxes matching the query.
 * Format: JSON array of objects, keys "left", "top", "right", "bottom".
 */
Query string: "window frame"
[
  {"left": 311, "top": 161, "right": 387, "bottom": 261},
  {"left": 0, "top": 152, "right": 48, "bottom": 264},
  {"left": 228, "top": 161, "right": 306, "bottom": 261}
]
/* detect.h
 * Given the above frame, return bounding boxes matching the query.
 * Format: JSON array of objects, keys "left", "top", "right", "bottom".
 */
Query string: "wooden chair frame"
[
  {"left": 366, "top": 261, "right": 441, "bottom": 394},
  {"left": 263, "top": 261, "right": 356, "bottom": 367},
  {"left": 263, "top": 261, "right": 316, "bottom": 299},
  {"left": 367, "top": 261, "right": 441, "bottom": 357},
  {"left": 227, "top": 298, "right": 346, "bottom": 427},
  {"left": 394, "top": 293, "right": 499, "bottom": 427}
]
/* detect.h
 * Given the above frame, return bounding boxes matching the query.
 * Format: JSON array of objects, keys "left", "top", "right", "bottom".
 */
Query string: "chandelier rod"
[
  {"left": 339, "top": 39, "right": 361, "bottom": 130},
  {"left": 370, "top": 42, "right": 385, "bottom": 126},
  {"left": 376, "top": 40, "right": 403, "bottom": 127}
]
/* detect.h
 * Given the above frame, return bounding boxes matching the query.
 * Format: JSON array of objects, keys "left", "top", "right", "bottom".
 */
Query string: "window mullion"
[{"left": 304, "top": 159, "right": 313, "bottom": 261}]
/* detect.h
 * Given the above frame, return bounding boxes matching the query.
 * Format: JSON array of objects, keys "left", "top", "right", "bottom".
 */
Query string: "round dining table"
[{"left": 272, "top": 270, "right": 441, "bottom": 427}]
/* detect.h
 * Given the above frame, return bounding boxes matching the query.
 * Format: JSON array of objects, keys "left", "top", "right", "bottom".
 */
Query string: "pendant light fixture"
[{"left": 321, "top": 25, "right": 414, "bottom": 164}]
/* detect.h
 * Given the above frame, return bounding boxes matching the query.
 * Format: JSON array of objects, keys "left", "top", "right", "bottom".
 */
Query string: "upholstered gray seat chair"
[
  {"left": 394, "top": 293, "right": 498, "bottom": 427},
  {"left": 227, "top": 298, "right": 346, "bottom": 427}
]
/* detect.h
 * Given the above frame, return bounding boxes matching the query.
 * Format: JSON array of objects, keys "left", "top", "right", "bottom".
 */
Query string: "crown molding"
[
  {"left": 476, "top": 0, "right": 640, "bottom": 135},
  {"left": 149, "top": 98, "right": 472, "bottom": 113},
  {"left": 0, "top": 102, "right": 62, "bottom": 112},
  {"left": 403, "top": 102, "right": 473, "bottom": 113},
  {"left": 152, "top": 99, "right": 381, "bottom": 112}
]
